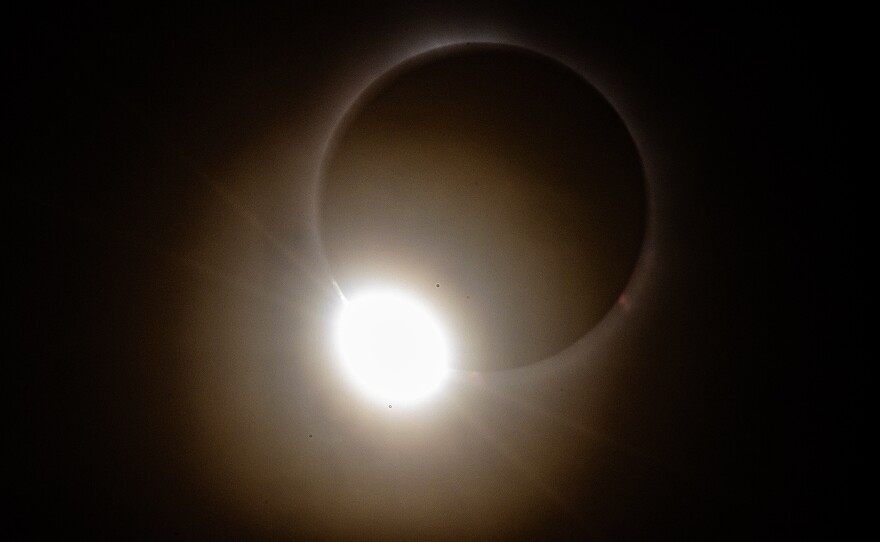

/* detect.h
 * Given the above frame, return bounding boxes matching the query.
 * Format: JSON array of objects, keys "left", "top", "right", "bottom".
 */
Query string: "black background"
[{"left": 14, "top": 3, "right": 841, "bottom": 540}]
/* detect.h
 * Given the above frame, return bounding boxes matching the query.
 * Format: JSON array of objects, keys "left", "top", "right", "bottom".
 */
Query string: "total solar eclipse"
[
  {"left": 320, "top": 43, "right": 645, "bottom": 387},
  {"left": 21, "top": 5, "right": 812, "bottom": 539}
]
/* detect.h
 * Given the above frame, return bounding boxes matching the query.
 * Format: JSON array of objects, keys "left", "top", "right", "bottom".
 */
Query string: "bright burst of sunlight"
[{"left": 334, "top": 288, "right": 451, "bottom": 405}]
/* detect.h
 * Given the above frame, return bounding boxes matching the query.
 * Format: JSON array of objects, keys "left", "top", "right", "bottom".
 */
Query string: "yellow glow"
[{"left": 335, "top": 289, "right": 450, "bottom": 404}]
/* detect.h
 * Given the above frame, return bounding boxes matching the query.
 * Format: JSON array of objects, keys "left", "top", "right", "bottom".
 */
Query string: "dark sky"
[{"left": 14, "top": 3, "right": 840, "bottom": 540}]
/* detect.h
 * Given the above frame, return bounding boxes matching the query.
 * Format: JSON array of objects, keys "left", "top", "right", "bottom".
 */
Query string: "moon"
[
  {"left": 318, "top": 43, "right": 646, "bottom": 372},
  {"left": 334, "top": 288, "right": 451, "bottom": 405}
]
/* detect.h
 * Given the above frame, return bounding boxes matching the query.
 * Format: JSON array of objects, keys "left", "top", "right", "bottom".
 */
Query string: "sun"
[{"left": 334, "top": 288, "right": 451, "bottom": 405}]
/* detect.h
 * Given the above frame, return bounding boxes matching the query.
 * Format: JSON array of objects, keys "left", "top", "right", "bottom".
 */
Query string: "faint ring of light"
[{"left": 316, "top": 39, "right": 652, "bottom": 374}]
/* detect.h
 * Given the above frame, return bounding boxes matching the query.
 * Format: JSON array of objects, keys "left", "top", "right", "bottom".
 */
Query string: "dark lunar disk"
[{"left": 320, "top": 44, "right": 645, "bottom": 371}]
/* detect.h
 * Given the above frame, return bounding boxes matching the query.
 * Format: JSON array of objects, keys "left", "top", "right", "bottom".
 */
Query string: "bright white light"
[{"left": 335, "top": 289, "right": 450, "bottom": 405}]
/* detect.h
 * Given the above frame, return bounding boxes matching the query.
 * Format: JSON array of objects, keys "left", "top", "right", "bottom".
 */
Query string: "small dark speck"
[
  {"left": 388, "top": 404, "right": 392, "bottom": 408},
  {"left": 466, "top": 295, "right": 470, "bottom": 299},
  {"left": 309, "top": 434, "right": 313, "bottom": 438},
  {"left": 436, "top": 283, "right": 440, "bottom": 288}
]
